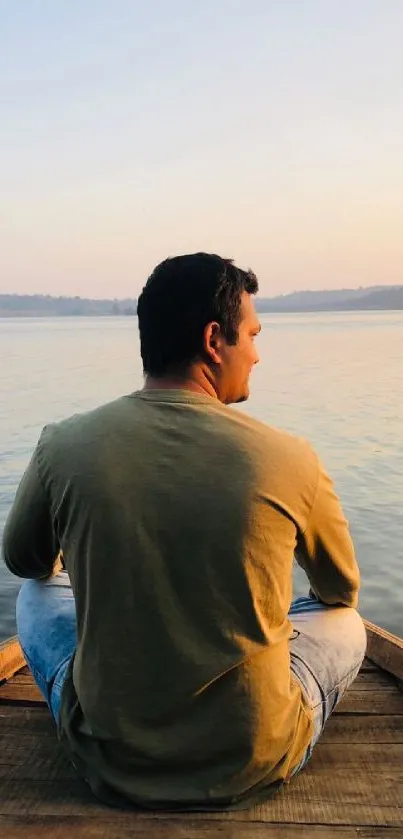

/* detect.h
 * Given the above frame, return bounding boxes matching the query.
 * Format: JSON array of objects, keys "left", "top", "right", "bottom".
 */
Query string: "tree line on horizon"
[{"left": 0, "top": 285, "right": 402, "bottom": 316}]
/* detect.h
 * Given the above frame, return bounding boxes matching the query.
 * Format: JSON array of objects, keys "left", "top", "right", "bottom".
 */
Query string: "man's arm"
[
  {"left": 295, "top": 457, "right": 360, "bottom": 608},
  {"left": 2, "top": 441, "right": 59, "bottom": 579}
]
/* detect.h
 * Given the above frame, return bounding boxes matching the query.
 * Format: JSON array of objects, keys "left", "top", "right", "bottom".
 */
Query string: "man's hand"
[{"left": 51, "top": 551, "right": 64, "bottom": 576}]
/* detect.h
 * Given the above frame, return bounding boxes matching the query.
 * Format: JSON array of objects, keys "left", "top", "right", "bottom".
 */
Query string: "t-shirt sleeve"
[
  {"left": 2, "top": 435, "right": 59, "bottom": 579},
  {"left": 295, "top": 454, "right": 360, "bottom": 608}
]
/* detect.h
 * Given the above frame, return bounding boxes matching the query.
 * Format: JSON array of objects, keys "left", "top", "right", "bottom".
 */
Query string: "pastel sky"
[{"left": 1, "top": 1, "right": 402, "bottom": 298}]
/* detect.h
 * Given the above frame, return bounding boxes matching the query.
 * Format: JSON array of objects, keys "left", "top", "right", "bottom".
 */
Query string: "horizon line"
[{"left": 1, "top": 283, "right": 403, "bottom": 303}]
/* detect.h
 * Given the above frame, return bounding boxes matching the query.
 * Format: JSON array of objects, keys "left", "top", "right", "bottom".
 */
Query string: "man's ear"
[{"left": 203, "top": 321, "right": 223, "bottom": 365}]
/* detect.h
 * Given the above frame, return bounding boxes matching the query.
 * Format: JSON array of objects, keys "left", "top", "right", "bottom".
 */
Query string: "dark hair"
[{"left": 137, "top": 253, "right": 258, "bottom": 376}]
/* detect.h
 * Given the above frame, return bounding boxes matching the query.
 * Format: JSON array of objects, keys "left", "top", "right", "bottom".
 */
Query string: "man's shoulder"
[
  {"left": 39, "top": 396, "right": 132, "bottom": 444},
  {"left": 221, "top": 406, "right": 321, "bottom": 499},
  {"left": 223, "top": 403, "right": 315, "bottom": 456}
]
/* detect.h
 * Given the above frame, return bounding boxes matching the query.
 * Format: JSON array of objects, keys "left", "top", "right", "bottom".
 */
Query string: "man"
[{"left": 3, "top": 253, "right": 366, "bottom": 809}]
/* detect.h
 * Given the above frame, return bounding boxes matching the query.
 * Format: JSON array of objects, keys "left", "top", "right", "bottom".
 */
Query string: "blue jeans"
[
  {"left": 288, "top": 594, "right": 366, "bottom": 773},
  {"left": 16, "top": 572, "right": 367, "bottom": 775}
]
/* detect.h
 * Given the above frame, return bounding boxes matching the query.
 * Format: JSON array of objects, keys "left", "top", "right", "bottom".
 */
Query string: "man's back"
[
  {"left": 3, "top": 388, "right": 355, "bottom": 806},
  {"left": 3, "top": 254, "right": 363, "bottom": 809}
]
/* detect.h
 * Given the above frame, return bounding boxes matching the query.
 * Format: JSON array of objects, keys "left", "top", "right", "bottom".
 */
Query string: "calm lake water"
[{"left": 1, "top": 312, "right": 402, "bottom": 640}]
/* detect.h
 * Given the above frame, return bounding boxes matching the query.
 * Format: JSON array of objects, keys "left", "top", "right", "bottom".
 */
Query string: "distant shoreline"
[
  {"left": 1, "top": 306, "right": 403, "bottom": 318},
  {"left": 1, "top": 285, "right": 402, "bottom": 317}
]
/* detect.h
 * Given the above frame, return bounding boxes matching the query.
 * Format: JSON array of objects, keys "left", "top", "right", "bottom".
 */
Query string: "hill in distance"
[
  {"left": 255, "top": 285, "right": 403, "bottom": 312},
  {"left": 0, "top": 285, "right": 402, "bottom": 316},
  {"left": 0, "top": 294, "right": 136, "bottom": 317}
]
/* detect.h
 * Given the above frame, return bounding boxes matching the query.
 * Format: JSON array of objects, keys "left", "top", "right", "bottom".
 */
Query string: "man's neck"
[{"left": 143, "top": 368, "right": 219, "bottom": 401}]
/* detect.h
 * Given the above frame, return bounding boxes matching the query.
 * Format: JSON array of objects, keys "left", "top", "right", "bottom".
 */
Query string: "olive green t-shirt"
[{"left": 3, "top": 390, "right": 359, "bottom": 808}]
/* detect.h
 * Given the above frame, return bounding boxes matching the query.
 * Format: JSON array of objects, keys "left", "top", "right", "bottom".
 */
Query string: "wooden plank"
[
  {"left": 0, "top": 816, "right": 401, "bottom": 839},
  {"left": 0, "top": 637, "right": 26, "bottom": 683},
  {"left": 349, "top": 679, "right": 396, "bottom": 692},
  {"left": 0, "top": 706, "right": 56, "bottom": 745},
  {"left": 0, "top": 743, "right": 402, "bottom": 819},
  {"left": 360, "top": 658, "right": 382, "bottom": 673},
  {"left": 335, "top": 690, "right": 403, "bottom": 714},
  {"left": 3, "top": 667, "right": 34, "bottom": 682},
  {"left": 364, "top": 620, "right": 403, "bottom": 681},
  {"left": 0, "top": 675, "right": 44, "bottom": 704},
  {"left": 354, "top": 670, "right": 396, "bottom": 686},
  {"left": 320, "top": 713, "right": 403, "bottom": 743},
  {"left": 349, "top": 684, "right": 397, "bottom": 693},
  {"left": 1, "top": 774, "right": 402, "bottom": 827}
]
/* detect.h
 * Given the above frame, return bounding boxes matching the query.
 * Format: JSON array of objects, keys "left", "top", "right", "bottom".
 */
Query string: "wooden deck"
[{"left": 1, "top": 622, "right": 403, "bottom": 838}]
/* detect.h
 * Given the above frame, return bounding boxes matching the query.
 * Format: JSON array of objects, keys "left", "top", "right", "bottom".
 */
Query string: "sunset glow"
[{"left": 1, "top": 2, "right": 402, "bottom": 298}]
